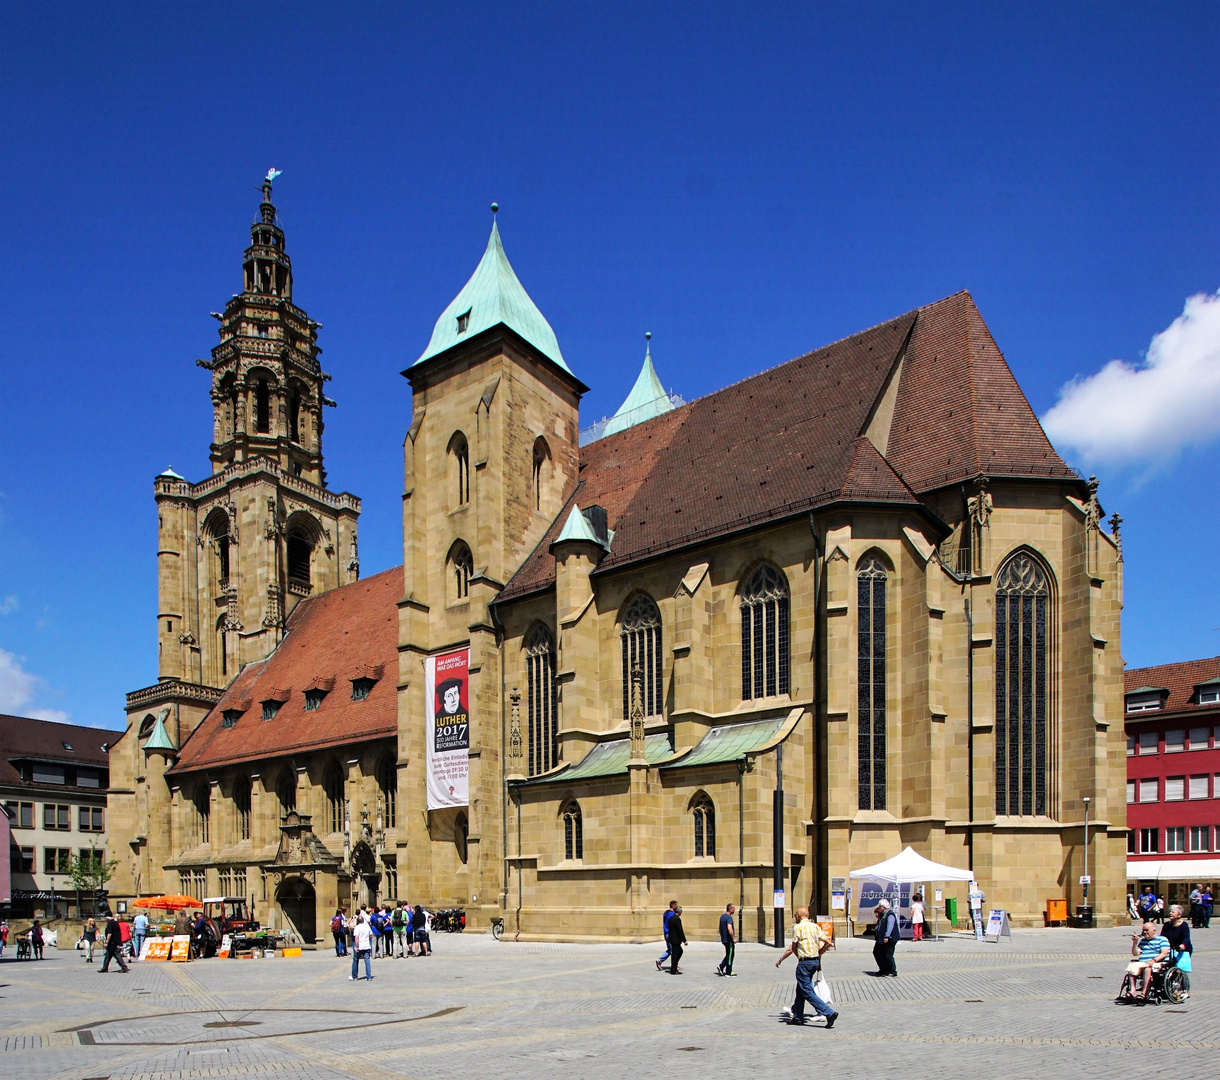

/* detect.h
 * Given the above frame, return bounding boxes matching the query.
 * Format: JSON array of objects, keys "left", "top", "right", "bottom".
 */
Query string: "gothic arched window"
[
  {"left": 740, "top": 565, "right": 790, "bottom": 700},
  {"left": 562, "top": 800, "right": 583, "bottom": 861},
  {"left": 276, "top": 770, "right": 297, "bottom": 815},
  {"left": 377, "top": 754, "right": 396, "bottom": 829},
  {"left": 455, "top": 811, "right": 468, "bottom": 865},
  {"left": 532, "top": 436, "right": 551, "bottom": 511},
  {"left": 526, "top": 625, "right": 557, "bottom": 776},
  {"left": 324, "top": 762, "right": 346, "bottom": 834},
  {"left": 692, "top": 793, "right": 716, "bottom": 858},
  {"left": 995, "top": 551, "right": 1051, "bottom": 817},
  {"left": 621, "top": 594, "right": 662, "bottom": 720},
  {"left": 449, "top": 541, "right": 473, "bottom": 602},
  {"left": 286, "top": 531, "right": 312, "bottom": 587},
  {"left": 857, "top": 554, "right": 888, "bottom": 811},
  {"left": 255, "top": 379, "right": 271, "bottom": 434},
  {"left": 233, "top": 776, "right": 251, "bottom": 842},
  {"left": 449, "top": 432, "right": 470, "bottom": 506},
  {"left": 193, "top": 784, "right": 211, "bottom": 846}
]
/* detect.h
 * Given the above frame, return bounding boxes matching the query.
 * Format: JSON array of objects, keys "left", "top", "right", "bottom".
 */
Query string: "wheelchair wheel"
[{"left": 1163, "top": 968, "right": 1190, "bottom": 1004}]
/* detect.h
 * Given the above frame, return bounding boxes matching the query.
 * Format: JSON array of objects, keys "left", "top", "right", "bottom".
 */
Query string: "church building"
[{"left": 106, "top": 178, "right": 1129, "bottom": 941}]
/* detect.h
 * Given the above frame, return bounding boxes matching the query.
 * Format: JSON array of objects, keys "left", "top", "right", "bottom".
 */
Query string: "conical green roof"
[
  {"left": 142, "top": 711, "right": 176, "bottom": 753},
  {"left": 602, "top": 338, "right": 675, "bottom": 437},
  {"left": 413, "top": 217, "right": 569, "bottom": 372}
]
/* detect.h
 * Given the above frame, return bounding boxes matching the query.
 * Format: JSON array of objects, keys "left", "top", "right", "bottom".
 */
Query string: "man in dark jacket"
[
  {"left": 871, "top": 900, "right": 900, "bottom": 977},
  {"left": 668, "top": 905, "right": 688, "bottom": 974},
  {"left": 98, "top": 915, "right": 130, "bottom": 973}
]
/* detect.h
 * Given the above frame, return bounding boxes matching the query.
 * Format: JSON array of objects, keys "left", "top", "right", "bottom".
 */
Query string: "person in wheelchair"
[{"left": 1126, "top": 920, "right": 1171, "bottom": 999}]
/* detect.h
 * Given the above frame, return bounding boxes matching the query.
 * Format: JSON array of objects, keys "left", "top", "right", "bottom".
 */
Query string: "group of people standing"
[
  {"left": 1133, "top": 884, "right": 1214, "bottom": 929},
  {"left": 1188, "top": 884, "right": 1214, "bottom": 928},
  {"left": 331, "top": 902, "right": 433, "bottom": 981}
]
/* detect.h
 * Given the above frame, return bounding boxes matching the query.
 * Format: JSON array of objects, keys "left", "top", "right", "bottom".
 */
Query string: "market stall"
[{"left": 848, "top": 846, "right": 975, "bottom": 940}]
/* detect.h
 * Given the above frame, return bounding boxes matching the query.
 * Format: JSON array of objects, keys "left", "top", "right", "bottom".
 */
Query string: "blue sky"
[{"left": 1, "top": 2, "right": 1217, "bottom": 729}]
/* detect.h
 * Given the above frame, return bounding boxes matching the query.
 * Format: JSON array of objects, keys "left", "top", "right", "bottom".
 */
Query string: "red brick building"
[{"left": 1125, "top": 656, "right": 1220, "bottom": 903}]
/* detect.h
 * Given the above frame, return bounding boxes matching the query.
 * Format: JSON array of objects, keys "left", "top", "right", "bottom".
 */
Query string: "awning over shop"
[{"left": 1127, "top": 859, "right": 1220, "bottom": 880}]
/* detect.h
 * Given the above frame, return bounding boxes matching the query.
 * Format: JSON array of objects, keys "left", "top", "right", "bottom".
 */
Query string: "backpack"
[
  {"left": 331, "top": 914, "right": 344, "bottom": 932},
  {"left": 392, "top": 908, "right": 404, "bottom": 928}
]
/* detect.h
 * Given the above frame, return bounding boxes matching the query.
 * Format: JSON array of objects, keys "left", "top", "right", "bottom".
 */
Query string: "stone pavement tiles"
[{"left": 0, "top": 925, "right": 1214, "bottom": 1079}]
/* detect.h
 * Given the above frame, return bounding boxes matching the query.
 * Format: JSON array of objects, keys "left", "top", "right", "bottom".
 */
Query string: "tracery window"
[
  {"left": 740, "top": 565, "right": 790, "bottom": 700},
  {"left": 692, "top": 793, "right": 716, "bottom": 858},
  {"left": 324, "top": 762, "right": 346, "bottom": 834},
  {"left": 995, "top": 552, "right": 1051, "bottom": 816},
  {"left": 193, "top": 784, "right": 211, "bottom": 845},
  {"left": 233, "top": 776, "right": 251, "bottom": 842},
  {"left": 450, "top": 432, "right": 470, "bottom": 506},
  {"left": 562, "top": 800, "right": 583, "bottom": 861},
  {"left": 377, "top": 754, "right": 396, "bottom": 829},
  {"left": 620, "top": 594, "right": 663, "bottom": 720},
  {"left": 526, "top": 625, "right": 558, "bottom": 776},
  {"left": 857, "top": 554, "right": 888, "bottom": 811},
  {"left": 449, "top": 541, "right": 473, "bottom": 601}
]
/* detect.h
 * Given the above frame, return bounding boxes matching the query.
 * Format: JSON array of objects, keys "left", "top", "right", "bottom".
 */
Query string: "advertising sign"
[
  {"left": 144, "top": 938, "right": 171, "bottom": 961},
  {"left": 170, "top": 935, "right": 192, "bottom": 961},
  {"left": 425, "top": 649, "right": 470, "bottom": 810},
  {"left": 853, "top": 879, "right": 915, "bottom": 938}
]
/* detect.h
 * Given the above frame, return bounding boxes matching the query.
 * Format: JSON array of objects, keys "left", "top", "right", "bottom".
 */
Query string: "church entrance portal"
[
  {"left": 275, "top": 877, "right": 317, "bottom": 944},
  {"left": 351, "top": 842, "right": 380, "bottom": 911}
]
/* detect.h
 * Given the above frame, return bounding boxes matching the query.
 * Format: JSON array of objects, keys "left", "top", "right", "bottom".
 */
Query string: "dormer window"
[
  {"left": 262, "top": 700, "right": 282, "bottom": 720},
  {"left": 303, "top": 688, "right": 327, "bottom": 711},
  {"left": 456, "top": 308, "right": 471, "bottom": 334},
  {"left": 222, "top": 709, "right": 242, "bottom": 728},
  {"left": 62, "top": 742, "right": 73, "bottom": 752},
  {"left": 1197, "top": 683, "right": 1220, "bottom": 705},
  {"left": 352, "top": 677, "right": 376, "bottom": 701},
  {"left": 1125, "top": 690, "right": 1165, "bottom": 714}
]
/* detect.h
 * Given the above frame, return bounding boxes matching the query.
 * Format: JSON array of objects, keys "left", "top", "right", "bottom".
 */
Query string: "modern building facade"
[
  {"left": 106, "top": 181, "right": 1128, "bottom": 941},
  {"left": 1125, "top": 656, "right": 1220, "bottom": 904},
  {"left": 2, "top": 714, "right": 112, "bottom": 918}
]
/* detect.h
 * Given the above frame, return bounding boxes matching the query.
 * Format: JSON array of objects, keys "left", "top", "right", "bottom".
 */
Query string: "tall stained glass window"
[
  {"left": 526, "top": 625, "right": 558, "bottom": 776},
  {"left": 621, "top": 595, "right": 663, "bottom": 720},
  {"left": 857, "top": 555, "right": 888, "bottom": 811},
  {"left": 740, "top": 565, "right": 790, "bottom": 700},
  {"left": 995, "top": 552, "right": 1050, "bottom": 816}
]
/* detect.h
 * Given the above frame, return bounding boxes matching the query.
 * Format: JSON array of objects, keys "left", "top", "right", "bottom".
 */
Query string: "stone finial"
[
  {"left": 508, "top": 686, "right": 524, "bottom": 774},
  {"left": 1109, "top": 511, "right": 1124, "bottom": 562},
  {"left": 629, "top": 662, "right": 646, "bottom": 763},
  {"left": 1085, "top": 475, "right": 1101, "bottom": 532}
]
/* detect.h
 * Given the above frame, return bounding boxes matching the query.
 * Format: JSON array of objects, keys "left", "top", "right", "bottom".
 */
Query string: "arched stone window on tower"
[
  {"left": 288, "top": 384, "right": 304, "bottom": 444},
  {"left": 448, "top": 541, "right": 473, "bottom": 602},
  {"left": 857, "top": 553, "right": 889, "bottom": 811},
  {"left": 525, "top": 625, "right": 557, "bottom": 776},
  {"left": 255, "top": 379, "right": 271, "bottom": 434},
  {"left": 532, "top": 436, "right": 551, "bottom": 512},
  {"left": 740, "top": 565, "right": 790, "bottom": 700},
  {"left": 286, "top": 529, "right": 312, "bottom": 592},
  {"left": 205, "top": 510, "right": 231, "bottom": 592},
  {"left": 276, "top": 769, "right": 297, "bottom": 817},
  {"left": 620, "top": 594, "right": 663, "bottom": 721},
  {"left": 454, "top": 811, "right": 469, "bottom": 865},
  {"left": 995, "top": 551, "right": 1052, "bottom": 817},
  {"left": 377, "top": 754, "right": 396, "bottom": 829},
  {"left": 692, "top": 792, "right": 716, "bottom": 858},
  {"left": 233, "top": 776, "right": 251, "bottom": 842},
  {"left": 324, "top": 762, "right": 346, "bottom": 835},
  {"left": 449, "top": 432, "right": 470, "bottom": 507},
  {"left": 562, "top": 800, "right": 583, "bottom": 861}
]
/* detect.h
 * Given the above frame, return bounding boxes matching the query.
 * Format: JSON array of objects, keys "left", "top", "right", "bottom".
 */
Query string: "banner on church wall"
[{"left": 425, "top": 649, "right": 470, "bottom": 810}]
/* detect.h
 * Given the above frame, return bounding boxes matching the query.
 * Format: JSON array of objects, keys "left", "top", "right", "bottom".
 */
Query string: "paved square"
[{"left": 0, "top": 924, "right": 1212, "bottom": 1078}]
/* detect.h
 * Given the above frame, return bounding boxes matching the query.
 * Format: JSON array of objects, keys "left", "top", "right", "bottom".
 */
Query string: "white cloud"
[
  {"left": 1042, "top": 290, "right": 1220, "bottom": 465},
  {"left": 0, "top": 595, "right": 17, "bottom": 615},
  {"left": 0, "top": 647, "right": 70, "bottom": 722}
]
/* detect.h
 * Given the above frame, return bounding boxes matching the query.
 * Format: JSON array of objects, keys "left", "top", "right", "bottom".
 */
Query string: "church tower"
[{"left": 151, "top": 170, "right": 361, "bottom": 693}]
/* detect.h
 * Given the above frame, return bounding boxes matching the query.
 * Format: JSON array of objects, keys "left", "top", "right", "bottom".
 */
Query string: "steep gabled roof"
[
  {"left": 170, "top": 567, "right": 401, "bottom": 773},
  {"left": 1124, "top": 656, "right": 1220, "bottom": 719},
  {"left": 412, "top": 217, "right": 570, "bottom": 373},
  {"left": 884, "top": 291, "right": 1075, "bottom": 491}
]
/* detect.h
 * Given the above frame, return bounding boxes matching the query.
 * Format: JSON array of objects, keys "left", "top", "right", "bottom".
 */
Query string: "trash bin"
[
  {"left": 945, "top": 897, "right": 958, "bottom": 928},
  {"left": 1073, "top": 904, "right": 1094, "bottom": 928}
]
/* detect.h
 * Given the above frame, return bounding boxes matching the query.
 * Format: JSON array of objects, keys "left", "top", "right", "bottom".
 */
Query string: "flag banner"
[{"left": 425, "top": 648, "right": 470, "bottom": 809}]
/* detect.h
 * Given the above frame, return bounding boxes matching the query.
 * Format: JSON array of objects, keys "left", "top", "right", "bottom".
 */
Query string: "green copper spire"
[
  {"left": 602, "top": 332, "right": 675, "bottom": 437},
  {"left": 414, "top": 206, "right": 570, "bottom": 372},
  {"left": 142, "top": 708, "right": 176, "bottom": 753}
]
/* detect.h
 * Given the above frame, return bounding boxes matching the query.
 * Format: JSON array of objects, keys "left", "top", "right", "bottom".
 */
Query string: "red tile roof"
[
  {"left": 170, "top": 567, "right": 401, "bottom": 774},
  {"left": 1124, "top": 656, "right": 1220, "bottom": 719},
  {"left": 0, "top": 714, "right": 113, "bottom": 788},
  {"left": 501, "top": 291, "right": 1071, "bottom": 602}
]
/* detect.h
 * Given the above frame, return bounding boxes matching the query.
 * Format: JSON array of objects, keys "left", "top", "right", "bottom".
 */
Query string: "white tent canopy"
[{"left": 849, "top": 846, "right": 975, "bottom": 882}]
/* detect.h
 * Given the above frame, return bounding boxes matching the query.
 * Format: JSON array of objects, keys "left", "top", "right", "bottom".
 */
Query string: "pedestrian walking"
[
  {"left": 331, "top": 907, "right": 348, "bottom": 956},
  {"left": 910, "top": 893, "right": 925, "bottom": 942},
  {"left": 98, "top": 914, "right": 130, "bottom": 973},
  {"left": 393, "top": 902, "right": 409, "bottom": 957},
  {"left": 31, "top": 919, "right": 44, "bottom": 960},
  {"left": 717, "top": 903, "right": 737, "bottom": 976},
  {"left": 871, "top": 900, "right": 900, "bottom": 977},
  {"left": 350, "top": 912, "right": 373, "bottom": 981},
  {"left": 0, "top": 918, "right": 8, "bottom": 957},
  {"left": 119, "top": 916, "right": 133, "bottom": 960},
  {"left": 413, "top": 905, "right": 432, "bottom": 956},
  {"left": 668, "top": 905, "right": 687, "bottom": 974},
  {"left": 655, "top": 900, "right": 677, "bottom": 970},
  {"left": 1203, "top": 886, "right": 1214, "bottom": 929},
  {"left": 776, "top": 906, "right": 838, "bottom": 1028},
  {"left": 133, "top": 911, "right": 149, "bottom": 958},
  {"left": 82, "top": 918, "right": 98, "bottom": 963}
]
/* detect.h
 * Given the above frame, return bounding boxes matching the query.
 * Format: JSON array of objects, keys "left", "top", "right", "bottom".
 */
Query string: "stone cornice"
[
  {"left": 154, "top": 457, "right": 360, "bottom": 514},
  {"left": 125, "top": 679, "right": 225, "bottom": 710}
]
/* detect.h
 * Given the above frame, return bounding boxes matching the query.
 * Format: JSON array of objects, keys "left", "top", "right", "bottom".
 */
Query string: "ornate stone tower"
[{"left": 154, "top": 170, "right": 361, "bottom": 691}]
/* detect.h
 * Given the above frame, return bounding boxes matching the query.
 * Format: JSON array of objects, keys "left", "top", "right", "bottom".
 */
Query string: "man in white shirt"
[{"left": 350, "top": 910, "right": 373, "bottom": 981}]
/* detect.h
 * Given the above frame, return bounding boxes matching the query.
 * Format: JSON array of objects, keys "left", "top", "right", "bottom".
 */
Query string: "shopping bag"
[
  {"left": 1173, "top": 950, "right": 1192, "bottom": 973},
  {"left": 812, "top": 971, "right": 834, "bottom": 1006}
]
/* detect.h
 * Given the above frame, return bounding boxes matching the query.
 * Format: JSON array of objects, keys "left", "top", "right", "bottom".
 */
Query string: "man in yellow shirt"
[{"left": 775, "top": 907, "right": 838, "bottom": 1027}]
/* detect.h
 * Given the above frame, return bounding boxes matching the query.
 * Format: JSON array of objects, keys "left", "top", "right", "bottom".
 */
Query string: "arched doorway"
[
  {"left": 276, "top": 877, "right": 317, "bottom": 944},
  {"left": 351, "top": 842, "right": 380, "bottom": 911}
]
